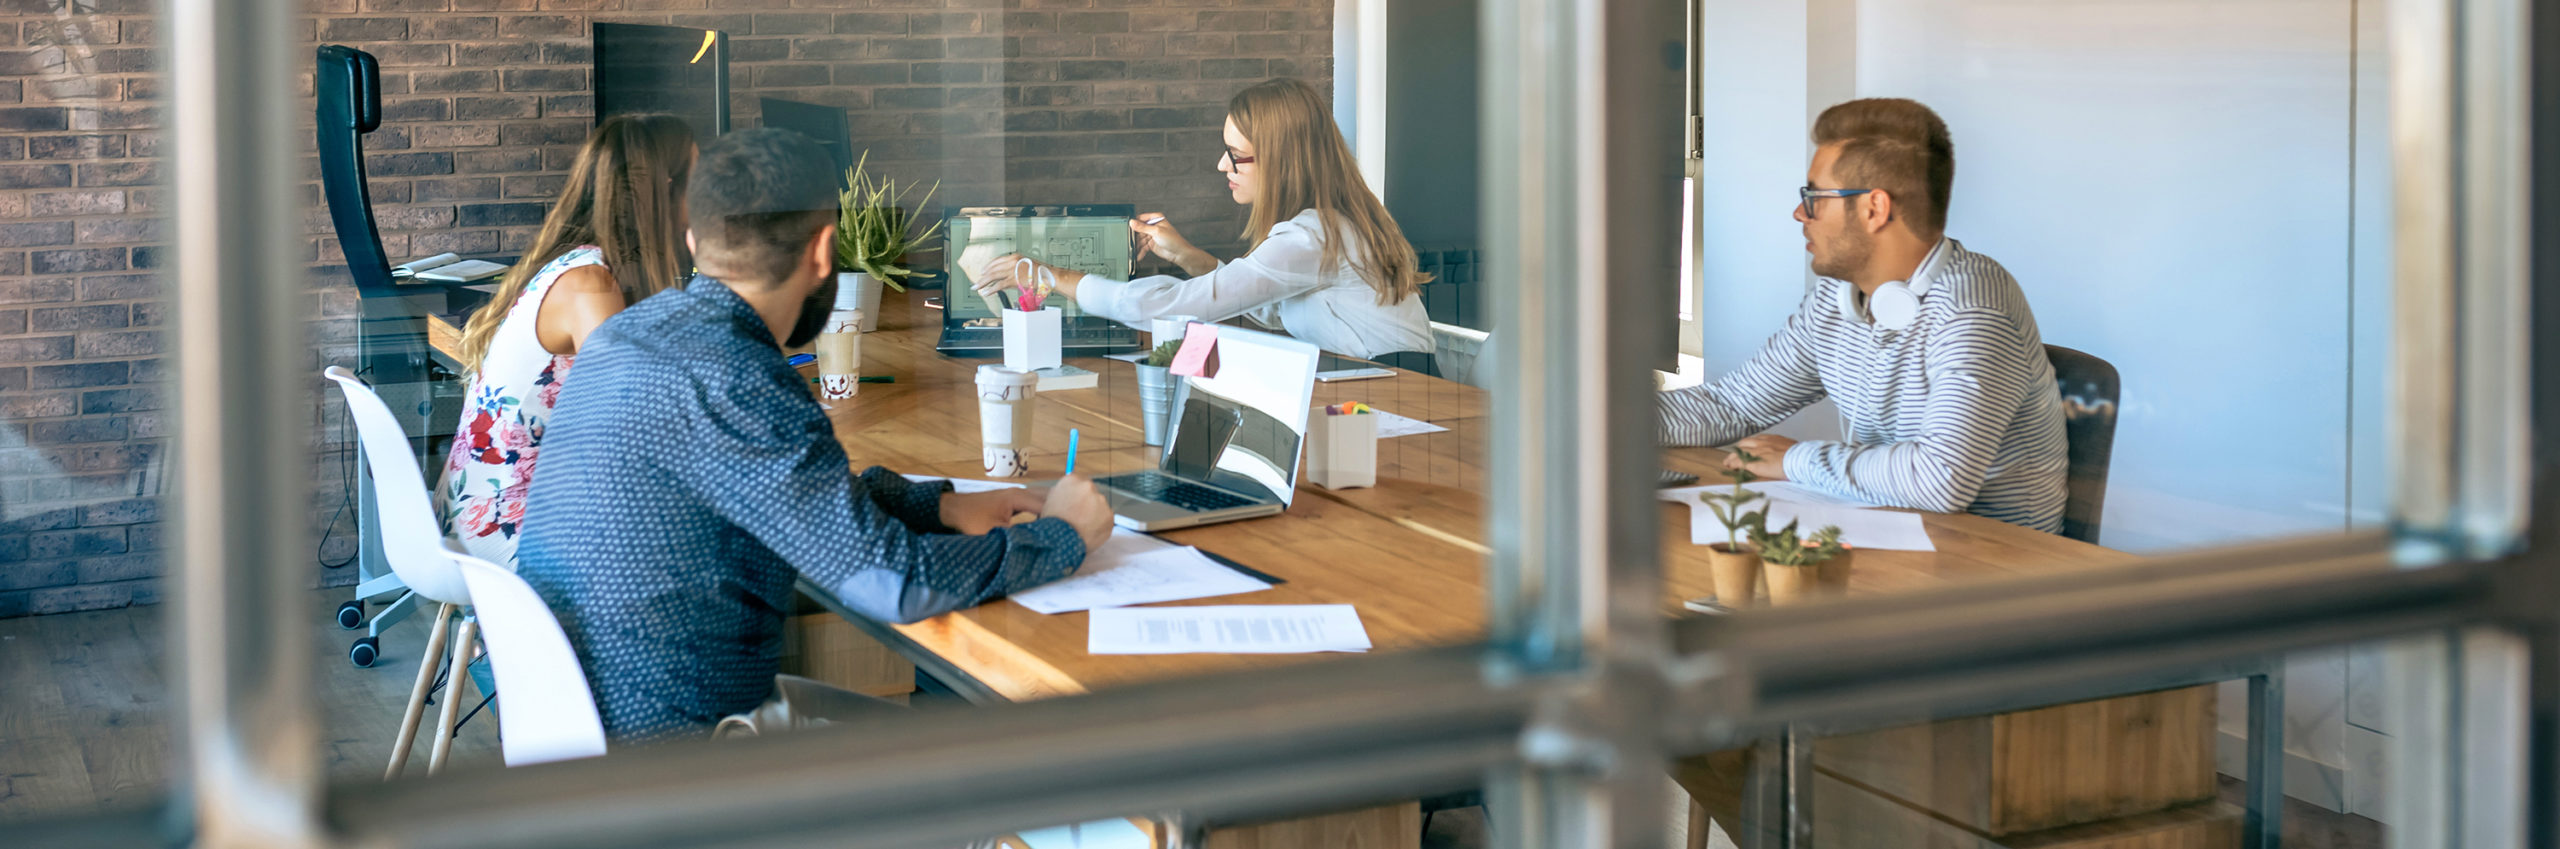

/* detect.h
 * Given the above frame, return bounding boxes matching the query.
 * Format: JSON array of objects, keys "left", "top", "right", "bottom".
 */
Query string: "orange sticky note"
[{"left": 1170, "top": 322, "right": 1219, "bottom": 378}]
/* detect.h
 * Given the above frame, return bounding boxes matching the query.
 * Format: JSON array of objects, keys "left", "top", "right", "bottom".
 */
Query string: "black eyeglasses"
[
  {"left": 1799, "top": 184, "right": 1873, "bottom": 219},
  {"left": 1219, "top": 149, "right": 1257, "bottom": 168}
]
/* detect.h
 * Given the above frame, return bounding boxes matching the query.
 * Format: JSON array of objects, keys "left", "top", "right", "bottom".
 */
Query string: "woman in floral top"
[{"left": 437, "top": 114, "right": 696, "bottom": 568}]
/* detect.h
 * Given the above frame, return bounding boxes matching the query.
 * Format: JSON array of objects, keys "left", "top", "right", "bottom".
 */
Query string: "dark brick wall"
[{"left": 0, "top": 0, "right": 1332, "bottom": 617}]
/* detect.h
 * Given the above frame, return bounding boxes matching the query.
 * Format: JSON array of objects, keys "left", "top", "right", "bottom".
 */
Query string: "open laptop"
[
  {"left": 938, "top": 204, "right": 1142, "bottom": 357},
  {"left": 1097, "top": 327, "right": 1321, "bottom": 531}
]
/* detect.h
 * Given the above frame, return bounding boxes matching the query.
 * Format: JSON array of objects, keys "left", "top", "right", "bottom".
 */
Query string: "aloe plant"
[
  {"left": 835, "top": 151, "right": 940, "bottom": 292},
  {"left": 1140, "top": 339, "right": 1183, "bottom": 368},
  {"left": 1697, "top": 448, "right": 1767, "bottom": 550}
]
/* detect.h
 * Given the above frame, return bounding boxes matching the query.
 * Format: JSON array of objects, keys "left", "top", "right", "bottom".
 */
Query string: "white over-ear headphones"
[
  {"left": 1836, "top": 278, "right": 1920, "bottom": 331},
  {"left": 1832, "top": 239, "right": 1947, "bottom": 331}
]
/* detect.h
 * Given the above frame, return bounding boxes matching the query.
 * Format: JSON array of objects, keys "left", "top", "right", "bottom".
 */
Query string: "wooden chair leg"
[
  {"left": 427, "top": 615, "right": 479, "bottom": 776},
  {"left": 385, "top": 602, "right": 456, "bottom": 780}
]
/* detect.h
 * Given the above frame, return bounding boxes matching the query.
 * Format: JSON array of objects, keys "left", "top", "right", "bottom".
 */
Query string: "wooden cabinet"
[
  {"left": 1679, "top": 686, "right": 2226, "bottom": 849},
  {"left": 1816, "top": 686, "right": 2218, "bottom": 836},
  {"left": 779, "top": 612, "right": 916, "bottom": 703},
  {"left": 1807, "top": 769, "right": 2236, "bottom": 849}
]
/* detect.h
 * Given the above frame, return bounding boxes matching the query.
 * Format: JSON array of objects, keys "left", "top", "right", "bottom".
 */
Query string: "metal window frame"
[{"left": 2, "top": 0, "right": 2539, "bottom": 846}]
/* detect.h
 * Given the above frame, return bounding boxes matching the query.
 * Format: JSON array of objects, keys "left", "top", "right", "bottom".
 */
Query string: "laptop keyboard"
[{"left": 1101, "top": 472, "right": 1256, "bottom": 513}]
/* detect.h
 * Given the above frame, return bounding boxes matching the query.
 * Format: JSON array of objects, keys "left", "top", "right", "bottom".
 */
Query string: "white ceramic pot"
[{"left": 839, "top": 271, "right": 885, "bottom": 332}]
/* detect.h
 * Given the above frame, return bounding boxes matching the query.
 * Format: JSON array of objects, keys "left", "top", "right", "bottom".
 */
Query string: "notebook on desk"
[
  {"left": 936, "top": 204, "right": 1142, "bottom": 358},
  {"left": 393, "top": 253, "right": 508, "bottom": 284}
]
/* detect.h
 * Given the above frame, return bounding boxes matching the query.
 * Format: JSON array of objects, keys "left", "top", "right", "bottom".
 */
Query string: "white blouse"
[{"left": 1073, "top": 210, "right": 1435, "bottom": 359}]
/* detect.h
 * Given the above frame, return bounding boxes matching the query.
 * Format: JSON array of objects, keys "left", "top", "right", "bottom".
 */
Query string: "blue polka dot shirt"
[{"left": 517, "top": 276, "right": 1087, "bottom": 744}]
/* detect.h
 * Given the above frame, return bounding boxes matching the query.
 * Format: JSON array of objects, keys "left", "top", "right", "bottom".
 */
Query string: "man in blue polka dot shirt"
[{"left": 518, "top": 128, "right": 1115, "bottom": 744}]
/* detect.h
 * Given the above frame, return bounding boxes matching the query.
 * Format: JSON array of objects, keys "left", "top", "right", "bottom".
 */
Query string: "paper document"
[
  {"left": 1761, "top": 502, "right": 1935, "bottom": 551},
  {"left": 1017, "top": 819, "right": 1153, "bottom": 849},
  {"left": 1658, "top": 481, "right": 1874, "bottom": 509},
  {"left": 1087, "top": 526, "right": 1175, "bottom": 562},
  {"left": 1371, "top": 410, "right": 1447, "bottom": 439},
  {"left": 1089, "top": 604, "right": 1372, "bottom": 654},
  {"left": 902, "top": 474, "right": 1025, "bottom": 494},
  {"left": 1668, "top": 484, "right": 1933, "bottom": 550},
  {"left": 1012, "top": 533, "right": 1272, "bottom": 614}
]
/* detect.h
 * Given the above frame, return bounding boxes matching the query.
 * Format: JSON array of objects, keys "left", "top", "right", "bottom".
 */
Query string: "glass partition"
[{"left": 0, "top": 0, "right": 2548, "bottom": 847}]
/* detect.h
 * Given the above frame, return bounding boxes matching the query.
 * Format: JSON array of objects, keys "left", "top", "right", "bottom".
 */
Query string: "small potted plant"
[
  {"left": 835, "top": 151, "right": 940, "bottom": 332},
  {"left": 1817, "top": 541, "right": 1855, "bottom": 595},
  {"left": 1751, "top": 519, "right": 1847, "bottom": 606},
  {"left": 1134, "top": 339, "right": 1182, "bottom": 446},
  {"left": 1697, "top": 449, "right": 1768, "bottom": 609}
]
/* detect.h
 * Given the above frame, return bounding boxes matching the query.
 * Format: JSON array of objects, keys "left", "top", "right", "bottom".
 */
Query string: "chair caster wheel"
[
  {"left": 350, "top": 636, "right": 380, "bottom": 668},
  {"left": 336, "top": 599, "right": 365, "bottom": 630}
]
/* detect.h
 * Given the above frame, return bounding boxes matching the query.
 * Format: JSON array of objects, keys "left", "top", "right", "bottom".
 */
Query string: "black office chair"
[
  {"left": 2045, "top": 344, "right": 2119, "bottom": 545},
  {"left": 316, "top": 45, "right": 400, "bottom": 296}
]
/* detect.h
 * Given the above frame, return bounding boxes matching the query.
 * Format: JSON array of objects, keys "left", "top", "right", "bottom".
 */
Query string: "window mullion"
[{"left": 171, "top": 0, "right": 324, "bottom": 844}]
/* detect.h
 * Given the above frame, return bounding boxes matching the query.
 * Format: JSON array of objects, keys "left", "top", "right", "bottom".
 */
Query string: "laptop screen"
[
  {"left": 1161, "top": 327, "right": 1320, "bottom": 507},
  {"left": 944, "top": 206, "right": 1136, "bottom": 327}
]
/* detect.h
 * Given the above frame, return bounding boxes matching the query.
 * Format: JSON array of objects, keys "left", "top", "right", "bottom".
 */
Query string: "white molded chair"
[
  {"left": 1428, "top": 322, "right": 1494, "bottom": 389},
  {"left": 448, "top": 551, "right": 608, "bottom": 766},
  {"left": 321, "top": 366, "right": 484, "bottom": 778}
]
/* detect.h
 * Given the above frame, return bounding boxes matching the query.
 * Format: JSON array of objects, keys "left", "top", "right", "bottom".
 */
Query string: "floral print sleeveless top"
[{"left": 436, "top": 246, "right": 606, "bottom": 569}]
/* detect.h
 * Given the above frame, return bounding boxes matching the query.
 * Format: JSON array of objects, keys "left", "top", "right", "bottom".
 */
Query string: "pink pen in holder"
[{"left": 1002, "top": 258, "right": 1063, "bottom": 371}]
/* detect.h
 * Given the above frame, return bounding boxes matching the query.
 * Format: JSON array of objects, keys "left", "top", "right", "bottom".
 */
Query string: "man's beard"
[
  {"left": 782, "top": 274, "right": 839, "bottom": 348},
  {"left": 1810, "top": 227, "right": 1871, "bottom": 281}
]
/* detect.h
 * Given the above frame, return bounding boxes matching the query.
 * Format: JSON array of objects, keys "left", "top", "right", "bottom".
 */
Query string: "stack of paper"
[
  {"left": 1661, "top": 481, "right": 1935, "bottom": 551},
  {"left": 1012, "top": 530, "right": 1273, "bottom": 614},
  {"left": 1089, "top": 604, "right": 1372, "bottom": 654}
]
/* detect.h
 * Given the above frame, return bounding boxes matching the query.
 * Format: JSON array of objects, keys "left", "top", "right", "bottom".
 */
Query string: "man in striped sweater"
[{"left": 1659, "top": 98, "right": 2069, "bottom": 533}]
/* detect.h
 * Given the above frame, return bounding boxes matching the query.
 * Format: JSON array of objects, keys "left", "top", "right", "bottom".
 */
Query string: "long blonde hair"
[
  {"left": 1229, "top": 78, "right": 1429, "bottom": 305},
  {"left": 457, "top": 114, "right": 696, "bottom": 369}
]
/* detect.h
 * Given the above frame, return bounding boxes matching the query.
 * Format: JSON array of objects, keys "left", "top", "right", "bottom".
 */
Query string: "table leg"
[
  {"left": 1786, "top": 730, "right": 1814, "bottom": 848},
  {"left": 2245, "top": 665, "right": 2286, "bottom": 849},
  {"left": 1740, "top": 737, "right": 1788, "bottom": 849}
]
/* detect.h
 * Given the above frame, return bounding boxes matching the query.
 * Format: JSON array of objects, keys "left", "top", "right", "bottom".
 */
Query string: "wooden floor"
[
  {"left": 0, "top": 592, "right": 2390, "bottom": 849},
  {"left": 0, "top": 587, "right": 501, "bottom": 824}
]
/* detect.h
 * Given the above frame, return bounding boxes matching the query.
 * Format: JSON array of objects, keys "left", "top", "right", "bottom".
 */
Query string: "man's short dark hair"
[
  {"left": 1812, "top": 98, "right": 1955, "bottom": 235},
  {"left": 685, "top": 128, "right": 839, "bottom": 288}
]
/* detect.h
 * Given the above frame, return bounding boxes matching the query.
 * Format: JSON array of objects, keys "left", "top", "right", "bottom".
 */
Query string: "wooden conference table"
[{"left": 422, "top": 289, "right": 2231, "bottom": 848}]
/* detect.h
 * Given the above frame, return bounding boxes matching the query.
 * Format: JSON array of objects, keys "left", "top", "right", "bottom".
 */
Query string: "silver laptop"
[{"left": 1096, "top": 328, "right": 1319, "bottom": 531}]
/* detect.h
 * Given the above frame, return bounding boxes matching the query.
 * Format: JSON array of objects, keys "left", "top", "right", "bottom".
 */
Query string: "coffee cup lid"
[{"left": 976, "top": 365, "right": 1037, "bottom": 386}]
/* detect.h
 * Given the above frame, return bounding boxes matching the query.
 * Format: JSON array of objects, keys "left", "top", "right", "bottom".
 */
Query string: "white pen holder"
[
  {"left": 1002, "top": 307, "right": 1063, "bottom": 371},
  {"left": 1306, "top": 412, "right": 1378, "bottom": 490}
]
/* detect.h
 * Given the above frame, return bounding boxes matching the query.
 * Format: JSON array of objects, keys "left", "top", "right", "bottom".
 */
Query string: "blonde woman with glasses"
[{"left": 974, "top": 77, "right": 1437, "bottom": 369}]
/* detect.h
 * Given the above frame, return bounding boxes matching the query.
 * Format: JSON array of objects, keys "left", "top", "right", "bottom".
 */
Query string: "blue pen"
[{"left": 1063, "top": 428, "right": 1081, "bottom": 476}]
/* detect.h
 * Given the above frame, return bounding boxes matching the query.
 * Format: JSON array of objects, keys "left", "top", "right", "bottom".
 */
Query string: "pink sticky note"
[{"left": 1169, "top": 322, "right": 1220, "bottom": 378}]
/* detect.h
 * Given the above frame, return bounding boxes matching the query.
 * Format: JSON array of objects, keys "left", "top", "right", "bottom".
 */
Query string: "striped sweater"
[{"left": 1659, "top": 239, "right": 2068, "bottom": 533}]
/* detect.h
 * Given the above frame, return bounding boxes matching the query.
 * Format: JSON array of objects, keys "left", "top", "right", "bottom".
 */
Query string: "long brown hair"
[
  {"left": 1228, "top": 78, "right": 1429, "bottom": 306},
  {"left": 457, "top": 113, "right": 696, "bottom": 369}
]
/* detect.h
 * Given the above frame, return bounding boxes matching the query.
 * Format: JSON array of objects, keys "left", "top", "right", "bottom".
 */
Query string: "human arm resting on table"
[
  {"left": 1779, "top": 309, "right": 2036, "bottom": 514},
  {"left": 682, "top": 371, "right": 1087, "bottom": 624},
  {"left": 1658, "top": 293, "right": 1829, "bottom": 448}
]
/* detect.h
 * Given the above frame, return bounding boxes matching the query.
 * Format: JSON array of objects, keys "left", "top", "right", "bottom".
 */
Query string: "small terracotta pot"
[
  {"left": 1765, "top": 564, "right": 1815, "bottom": 606},
  {"left": 1705, "top": 544, "right": 1762, "bottom": 609},
  {"left": 1815, "top": 550, "right": 1854, "bottom": 596}
]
